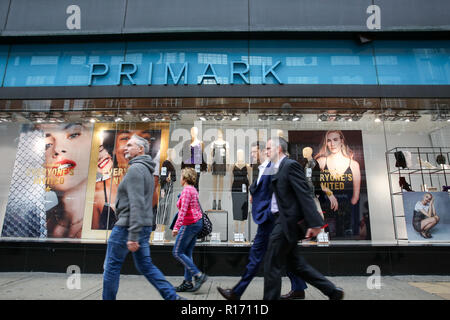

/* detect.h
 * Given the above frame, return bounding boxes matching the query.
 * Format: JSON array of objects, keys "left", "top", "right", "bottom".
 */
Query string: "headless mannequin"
[
  {"left": 185, "top": 126, "right": 205, "bottom": 190},
  {"left": 232, "top": 149, "right": 249, "bottom": 236},
  {"left": 302, "top": 147, "right": 324, "bottom": 219},
  {"left": 210, "top": 128, "right": 229, "bottom": 210},
  {"left": 156, "top": 148, "right": 176, "bottom": 232}
]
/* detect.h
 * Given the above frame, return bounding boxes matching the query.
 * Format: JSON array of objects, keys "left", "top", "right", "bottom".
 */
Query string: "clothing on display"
[
  {"left": 211, "top": 141, "right": 227, "bottom": 176},
  {"left": 394, "top": 151, "right": 407, "bottom": 169},
  {"left": 157, "top": 160, "right": 177, "bottom": 226},
  {"left": 99, "top": 180, "right": 117, "bottom": 230},
  {"left": 231, "top": 165, "right": 249, "bottom": 221},
  {"left": 181, "top": 140, "right": 207, "bottom": 190},
  {"left": 320, "top": 157, "right": 356, "bottom": 237},
  {"left": 404, "top": 151, "right": 413, "bottom": 168}
]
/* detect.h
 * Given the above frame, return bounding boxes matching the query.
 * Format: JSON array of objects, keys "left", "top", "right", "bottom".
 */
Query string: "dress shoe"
[
  {"left": 280, "top": 290, "right": 305, "bottom": 300},
  {"left": 217, "top": 287, "right": 240, "bottom": 300},
  {"left": 328, "top": 287, "right": 344, "bottom": 300}
]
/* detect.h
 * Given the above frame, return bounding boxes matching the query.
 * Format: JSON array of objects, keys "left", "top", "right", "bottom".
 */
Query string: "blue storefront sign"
[{"left": 1, "top": 40, "right": 449, "bottom": 87}]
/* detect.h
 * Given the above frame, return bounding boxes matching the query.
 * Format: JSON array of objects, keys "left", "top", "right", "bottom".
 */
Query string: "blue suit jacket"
[{"left": 249, "top": 163, "right": 275, "bottom": 225}]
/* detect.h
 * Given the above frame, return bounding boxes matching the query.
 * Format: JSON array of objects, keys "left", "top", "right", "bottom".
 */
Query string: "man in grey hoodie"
[{"left": 102, "top": 134, "right": 183, "bottom": 300}]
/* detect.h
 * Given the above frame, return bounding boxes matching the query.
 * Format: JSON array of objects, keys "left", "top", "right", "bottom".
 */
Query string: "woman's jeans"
[
  {"left": 172, "top": 219, "right": 203, "bottom": 282},
  {"left": 103, "top": 226, "right": 177, "bottom": 300}
]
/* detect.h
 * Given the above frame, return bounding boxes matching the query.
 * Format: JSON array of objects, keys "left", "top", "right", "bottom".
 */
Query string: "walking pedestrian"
[
  {"left": 172, "top": 167, "right": 208, "bottom": 292},
  {"left": 102, "top": 134, "right": 183, "bottom": 300},
  {"left": 217, "top": 141, "right": 308, "bottom": 300},
  {"left": 263, "top": 136, "right": 344, "bottom": 300}
]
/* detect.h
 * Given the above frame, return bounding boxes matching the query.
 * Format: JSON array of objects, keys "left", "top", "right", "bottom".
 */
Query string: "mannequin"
[
  {"left": 156, "top": 148, "right": 177, "bottom": 232},
  {"left": 181, "top": 127, "right": 207, "bottom": 190},
  {"left": 209, "top": 128, "right": 229, "bottom": 210},
  {"left": 302, "top": 147, "right": 324, "bottom": 219},
  {"left": 231, "top": 149, "right": 250, "bottom": 237}
]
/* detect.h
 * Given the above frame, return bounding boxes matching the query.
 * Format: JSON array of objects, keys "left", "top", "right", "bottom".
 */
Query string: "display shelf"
[{"left": 385, "top": 146, "right": 450, "bottom": 241}]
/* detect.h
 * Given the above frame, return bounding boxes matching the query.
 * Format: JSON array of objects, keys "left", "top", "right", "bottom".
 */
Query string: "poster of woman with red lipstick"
[
  {"left": 288, "top": 130, "right": 370, "bottom": 240},
  {"left": 84, "top": 122, "right": 169, "bottom": 238},
  {"left": 1, "top": 123, "right": 94, "bottom": 239}
]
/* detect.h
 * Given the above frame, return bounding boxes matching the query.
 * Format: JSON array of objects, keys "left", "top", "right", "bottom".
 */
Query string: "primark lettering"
[{"left": 88, "top": 60, "right": 284, "bottom": 86}]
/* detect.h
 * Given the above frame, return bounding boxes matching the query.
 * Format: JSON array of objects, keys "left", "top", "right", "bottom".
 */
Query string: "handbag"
[
  {"left": 196, "top": 201, "right": 213, "bottom": 239},
  {"left": 169, "top": 212, "right": 178, "bottom": 230}
]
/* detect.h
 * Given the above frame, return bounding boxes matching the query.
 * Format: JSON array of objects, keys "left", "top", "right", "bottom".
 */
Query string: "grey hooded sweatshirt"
[{"left": 114, "top": 154, "right": 155, "bottom": 242}]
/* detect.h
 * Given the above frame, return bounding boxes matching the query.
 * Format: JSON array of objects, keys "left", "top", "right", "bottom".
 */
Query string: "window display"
[{"left": 0, "top": 97, "right": 448, "bottom": 245}]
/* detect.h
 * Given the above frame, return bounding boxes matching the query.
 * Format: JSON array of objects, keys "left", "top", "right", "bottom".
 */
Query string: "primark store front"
[{"left": 0, "top": 0, "right": 449, "bottom": 275}]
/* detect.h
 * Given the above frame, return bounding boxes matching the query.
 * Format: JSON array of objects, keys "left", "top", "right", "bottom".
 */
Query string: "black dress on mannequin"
[{"left": 231, "top": 165, "right": 249, "bottom": 221}]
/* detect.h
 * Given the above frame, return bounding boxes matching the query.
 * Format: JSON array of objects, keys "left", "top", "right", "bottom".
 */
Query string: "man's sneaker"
[
  {"left": 176, "top": 280, "right": 194, "bottom": 292},
  {"left": 192, "top": 273, "right": 208, "bottom": 292}
]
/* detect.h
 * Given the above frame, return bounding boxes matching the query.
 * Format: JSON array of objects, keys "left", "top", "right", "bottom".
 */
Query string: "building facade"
[{"left": 0, "top": 0, "right": 449, "bottom": 275}]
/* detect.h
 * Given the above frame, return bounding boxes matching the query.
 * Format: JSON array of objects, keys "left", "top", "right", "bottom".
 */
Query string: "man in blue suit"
[{"left": 217, "top": 141, "right": 307, "bottom": 300}]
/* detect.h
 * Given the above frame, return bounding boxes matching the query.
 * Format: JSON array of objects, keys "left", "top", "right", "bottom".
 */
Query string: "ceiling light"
[
  {"left": 90, "top": 118, "right": 96, "bottom": 123},
  {"left": 374, "top": 117, "right": 381, "bottom": 123},
  {"left": 276, "top": 116, "right": 283, "bottom": 121},
  {"left": 405, "top": 118, "right": 410, "bottom": 122}
]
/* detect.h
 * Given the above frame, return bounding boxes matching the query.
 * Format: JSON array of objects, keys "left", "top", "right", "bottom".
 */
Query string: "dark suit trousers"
[
  {"left": 232, "top": 221, "right": 274, "bottom": 296},
  {"left": 233, "top": 221, "right": 306, "bottom": 296},
  {"left": 263, "top": 222, "right": 336, "bottom": 300}
]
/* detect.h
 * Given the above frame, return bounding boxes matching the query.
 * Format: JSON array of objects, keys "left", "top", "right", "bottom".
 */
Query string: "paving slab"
[{"left": 0, "top": 273, "right": 448, "bottom": 300}]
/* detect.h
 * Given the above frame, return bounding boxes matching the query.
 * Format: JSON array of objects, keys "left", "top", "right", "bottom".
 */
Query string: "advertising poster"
[
  {"left": 82, "top": 123, "right": 169, "bottom": 240},
  {"left": 1, "top": 123, "right": 93, "bottom": 239},
  {"left": 402, "top": 192, "right": 450, "bottom": 241},
  {"left": 288, "top": 130, "right": 370, "bottom": 240}
]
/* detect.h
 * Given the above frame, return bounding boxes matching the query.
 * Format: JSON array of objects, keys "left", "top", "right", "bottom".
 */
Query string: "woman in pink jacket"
[{"left": 172, "top": 168, "right": 208, "bottom": 292}]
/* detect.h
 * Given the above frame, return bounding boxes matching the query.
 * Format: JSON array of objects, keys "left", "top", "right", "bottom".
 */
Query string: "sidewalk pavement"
[{"left": 1, "top": 273, "right": 449, "bottom": 300}]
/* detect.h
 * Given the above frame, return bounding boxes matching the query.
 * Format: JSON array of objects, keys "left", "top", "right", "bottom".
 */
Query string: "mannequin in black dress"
[
  {"left": 231, "top": 149, "right": 250, "bottom": 237},
  {"left": 209, "top": 128, "right": 229, "bottom": 210}
]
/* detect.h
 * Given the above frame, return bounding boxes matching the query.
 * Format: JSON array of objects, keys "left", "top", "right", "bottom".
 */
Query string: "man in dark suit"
[
  {"left": 263, "top": 137, "right": 344, "bottom": 300},
  {"left": 217, "top": 142, "right": 307, "bottom": 300}
]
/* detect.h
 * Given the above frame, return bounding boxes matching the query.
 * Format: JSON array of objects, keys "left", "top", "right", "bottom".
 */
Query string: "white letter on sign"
[
  {"left": 66, "top": 5, "right": 81, "bottom": 30},
  {"left": 366, "top": 5, "right": 381, "bottom": 30}
]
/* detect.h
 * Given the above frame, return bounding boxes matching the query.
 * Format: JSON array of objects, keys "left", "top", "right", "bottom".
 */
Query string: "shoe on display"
[
  {"left": 192, "top": 273, "right": 208, "bottom": 292},
  {"left": 399, "top": 177, "right": 413, "bottom": 192},
  {"left": 175, "top": 280, "right": 194, "bottom": 292},
  {"left": 280, "top": 290, "right": 305, "bottom": 300},
  {"left": 218, "top": 200, "right": 222, "bottom": 210},
  {"left": 212, "top": 200, "right": 216, "bottom": 210},
  {"left": 217, "top": 287, "right": 240, "bottom": 300}
]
